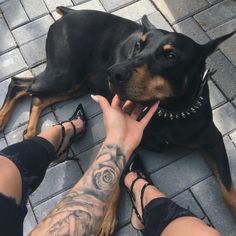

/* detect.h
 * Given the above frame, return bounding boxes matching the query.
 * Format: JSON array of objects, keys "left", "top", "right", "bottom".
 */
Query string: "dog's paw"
[
  {"left": 99, "top": 215, "right": 117, "bottom": 236},
  {"left": 23, "top": 128, "right": 36, "bottom": 140}
]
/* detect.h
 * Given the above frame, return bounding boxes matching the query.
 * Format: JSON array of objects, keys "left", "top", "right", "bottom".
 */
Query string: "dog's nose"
[{"left": 107, "top": 66, "right": 131, "bottom": 84}]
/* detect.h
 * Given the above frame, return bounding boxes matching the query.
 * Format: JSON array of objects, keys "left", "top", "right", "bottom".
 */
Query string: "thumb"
[{"left": 91, "top": 94, "right": 110, "bottom": 112}]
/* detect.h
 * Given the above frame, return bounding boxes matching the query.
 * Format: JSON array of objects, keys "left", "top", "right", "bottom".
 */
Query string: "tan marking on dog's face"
[
  {"left": 140, "top": 35, "right": 147, "bottom": 43},
  {"left": 163, "top": 44, "right": 173, "bottom": 51},
  {"left": 123, "top": 64, "right": 174, "bottom": 101}
]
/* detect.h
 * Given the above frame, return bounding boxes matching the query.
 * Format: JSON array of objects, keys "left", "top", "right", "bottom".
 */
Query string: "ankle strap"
[{"left": 140, "top": 183, "right": 152, "bottom": 214}]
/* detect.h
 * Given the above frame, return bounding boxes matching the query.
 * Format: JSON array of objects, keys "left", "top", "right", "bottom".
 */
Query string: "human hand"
[{"left": 91, "top": 94, "right": 159, "bottom": 159}]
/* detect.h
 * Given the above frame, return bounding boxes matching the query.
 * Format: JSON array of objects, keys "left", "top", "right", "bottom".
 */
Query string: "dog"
[{"left": 0, "top": 7, "right": 235, "bottom": 235}]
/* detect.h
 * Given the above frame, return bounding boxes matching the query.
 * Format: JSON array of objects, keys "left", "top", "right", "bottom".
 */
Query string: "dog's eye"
[{"left": 165, "top": 51, "right": 177, "bottom": 61}]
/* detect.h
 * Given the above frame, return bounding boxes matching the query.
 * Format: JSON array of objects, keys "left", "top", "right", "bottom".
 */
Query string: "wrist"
[{"left": 103, "top": 138, "right": 133, "bottom": 160}]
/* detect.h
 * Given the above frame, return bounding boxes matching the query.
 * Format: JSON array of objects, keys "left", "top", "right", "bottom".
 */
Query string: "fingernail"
[{"left": 91, "top": 94, "right": 99, "bottom": 102}]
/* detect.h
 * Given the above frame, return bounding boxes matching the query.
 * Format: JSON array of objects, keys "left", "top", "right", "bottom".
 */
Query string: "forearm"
[{"left": 30, "top": 143, "right": 127, "bottom": 236}]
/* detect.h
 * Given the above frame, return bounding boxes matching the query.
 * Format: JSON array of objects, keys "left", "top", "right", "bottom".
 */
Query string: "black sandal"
[
  {"left": 121, "top": 153, "right": 154, "bottom": 230},
  {"left": 54, "top": 104, "right": 87, "bottom": 162}
]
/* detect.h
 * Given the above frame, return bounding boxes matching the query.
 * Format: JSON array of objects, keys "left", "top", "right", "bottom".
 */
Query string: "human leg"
[
  {"left": 0, "top": 104, "right": 86, "bottom": 235},
  {"left": 124, "top": 159, "right": 221, "bottom": 236}
]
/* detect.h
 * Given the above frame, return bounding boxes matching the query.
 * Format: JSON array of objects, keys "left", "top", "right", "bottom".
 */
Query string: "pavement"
[{"left": 0, "top": 0, "right": 236, "bottom": 235}]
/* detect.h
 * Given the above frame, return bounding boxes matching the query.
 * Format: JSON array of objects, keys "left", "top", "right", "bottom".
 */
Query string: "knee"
[{"left": 201, "top": 226, "right": 221, "bottom": 236}]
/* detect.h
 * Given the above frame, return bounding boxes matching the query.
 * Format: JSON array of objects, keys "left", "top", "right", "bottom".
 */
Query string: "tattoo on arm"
[{"left": 30, "top": 144, "right": 126, "bottom": 236}]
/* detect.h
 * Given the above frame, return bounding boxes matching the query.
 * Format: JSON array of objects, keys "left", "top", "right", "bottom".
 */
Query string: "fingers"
[
  {"left": 122, "top": 100, "right": 135, "bottom": 114},
  {"left": 130, "top": 104, "right": 144, "bottom": 119},
  {"left": 140, "top": 101, "right": 159, "bottom": 127},
  {"left": 91, "top": 95, "right": 110, "bottom": 112},
  {"left": 111, "top": 94, "right": 121, "bottom": 108}
]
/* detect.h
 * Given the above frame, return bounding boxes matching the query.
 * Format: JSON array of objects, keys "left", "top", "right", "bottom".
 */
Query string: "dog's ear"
[
  {"left": 141, "top": 15, "right": 156, "bottom": 33},
  {"left": 202, "top": 31, "right": 235, "bottom": 57}
]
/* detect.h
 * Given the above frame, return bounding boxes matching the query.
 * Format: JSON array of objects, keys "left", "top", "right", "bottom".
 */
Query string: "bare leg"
[
  {"left": 0, "top": 116, "right": 85, "bottom": 203},
  {"left": 124, "top": 172, "right": 221, "bottom": 236}
]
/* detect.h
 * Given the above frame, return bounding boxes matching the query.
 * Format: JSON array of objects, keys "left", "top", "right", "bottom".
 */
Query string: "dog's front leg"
[
  {"left": 99, "top": 184, "right": 120, "bottom": 236},
  {"left": 204, "top": 124, "right": 236, "bottom": 217}
]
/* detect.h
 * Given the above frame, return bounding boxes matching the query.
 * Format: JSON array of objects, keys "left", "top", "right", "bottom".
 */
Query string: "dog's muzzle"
[{"left": 107, "top": 64, "right": 132, "bottom": 86}]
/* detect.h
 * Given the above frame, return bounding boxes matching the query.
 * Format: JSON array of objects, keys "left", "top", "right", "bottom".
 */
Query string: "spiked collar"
[{"left": 156, "top": 69, "right": 213, "bottom": 120}]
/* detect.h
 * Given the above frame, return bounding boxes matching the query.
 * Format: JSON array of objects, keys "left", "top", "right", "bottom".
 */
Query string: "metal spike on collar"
[
  {"left": 197, "top": 101, "right": 202, "bottom": 106},
  {"left": 156, "top": 68, "right": 208, "bottom": 120},
  {"left": 158, "top": 110, "right": 162, "bottom": 116}
]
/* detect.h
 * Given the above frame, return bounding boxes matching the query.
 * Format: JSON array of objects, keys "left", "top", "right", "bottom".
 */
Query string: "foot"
[
  {"left": 124, "top": 171, "right": 165, "bottom": 230},
  {"left": 38, "top": 116, "right": 86, "bottom": 163}
]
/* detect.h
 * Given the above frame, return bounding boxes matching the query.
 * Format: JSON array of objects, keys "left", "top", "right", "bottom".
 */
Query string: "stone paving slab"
[
  {"left": 34, "top": 190, "right": 69, "bottom": 221},
  {"left": 230, "top": 130, "right": 236, "bottom": 145},
  {"left": 147, "top": 11, "right": 173, "bottom": 32},
  {"left": 208, "top": 80, "right": 227, "bottom": 109},
  {"left": 30, "top": 160, "right": 82, "bottom": 206},
  {"left": 137, "top": 146, "right": 192, "bottom": 174},
  {"left": 206, "top": 50, "right": 236, "bottom": 100},
  {"left": 12, "top": 14, "right": 54, "bottom": 46},
  {"left": 113, "top": 0, "right": 156, "bottom": 21},
  {"left": 194, "top": 0, "right": 236, "bottom": 31},
  {"left": 5, "top": 123, "right": 28, "bottom": 145},
  {"left": 191, "top": 176, "right": 236, "bottom": 236},
  {"left": 100, "top": 0, "right": 137, "bottom": 13},
  {"left": 44, "top": 0, "right": 73, "bottom": 12},
  {"left": 153, "top": 0, "right": 209, "bottom": 24},
  {"left": 0, "top": 17, "right": 16, "bottom": 54},
  {"left": 23, "top": 203, "right": 37, "bottom": 236},
  {"left": 77, "top": 142, "right": 101, "bottom": 172},
  {"left": 224, "top": 136, "right": 236, "bottom": 183},
  {"left": 1, "top": 0, "right": 29, "bottom": 29},
  {"left": 173, "top": 17, "right": 210, "bottom": 44},
  {"left": 20, "top": 35, "right": 47, "bottom": 67},
  {"left": 172, "top": 190, "right": 205, "bottom": 219},
  {"left": 114, "top": 224, "right": 141, "bottom": 236},
  {"left": 207, "top": 0, "right": 223, "bottom": 5},
  {"left": 150, "top": 151, "right": 212, "bottom": 198},
  {"left": 207, "top": 18, "right": 236, "bottom": 67},
  {"left": 0, "top": 49, "right": 28, "bottom": 82},
  {"left": 213, "top": 102, "right": 236, "bottom": 135},
  {"left": 21, "top": 0, "right": 49, "bottom": 20},
  {"left": 71, "top": 113, "right": 105, "bottom": 154},
  {"left": 0, "top": 137, "right": 7, "bottom": 148}
]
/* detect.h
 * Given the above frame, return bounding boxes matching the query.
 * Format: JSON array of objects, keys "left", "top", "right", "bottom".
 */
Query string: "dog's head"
[{"left": 108, "top": 15, "right": 235, "bottom": 105}]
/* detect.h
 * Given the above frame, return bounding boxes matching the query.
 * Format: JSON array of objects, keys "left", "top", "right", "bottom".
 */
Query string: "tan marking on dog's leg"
[
  {"left": 99, "top": 184, "right": 120, "bottom": 236},
  {"left": 0, "top": 91, "right": 28, "bottom": 131},
  {"left": 23, "top": 94, "right": 76, "bottom": 140},
  {"left": 163, "top": 44, "right": 173, "bottom": 50},
  {"left": 207, "top": 158, "right": 236, "bottom": 218}
]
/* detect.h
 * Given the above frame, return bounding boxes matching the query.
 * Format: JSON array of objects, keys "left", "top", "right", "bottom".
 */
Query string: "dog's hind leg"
[
  {"left": 99, "top": 184, "right": 120, "bottom": 236},
  {"left": 0, "top": 77, "right": 32, "bottom": 131},
  {"left": 204, "top": 124, "right": 236, "bottom": 217},
  {"left": 23, "top": 93, "right": 79, "bottom": 140}
]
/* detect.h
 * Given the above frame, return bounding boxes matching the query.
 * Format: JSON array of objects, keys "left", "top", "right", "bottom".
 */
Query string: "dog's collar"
[{"left": 156, "top": 69, "right": 214, "bottom": 120}]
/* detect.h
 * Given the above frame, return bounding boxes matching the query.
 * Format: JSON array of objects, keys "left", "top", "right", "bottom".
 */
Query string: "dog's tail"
[{"left": 56, "top": 6, "right": 75, "bottom": 16}]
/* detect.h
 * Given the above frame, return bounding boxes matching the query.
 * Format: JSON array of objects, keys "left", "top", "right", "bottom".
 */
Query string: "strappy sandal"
[
  {"left": 120, "top": 153, "right": 154, "bottom": 230},
  {"left": 54, "top": 104, "right": 87, "bottom": 163}
]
